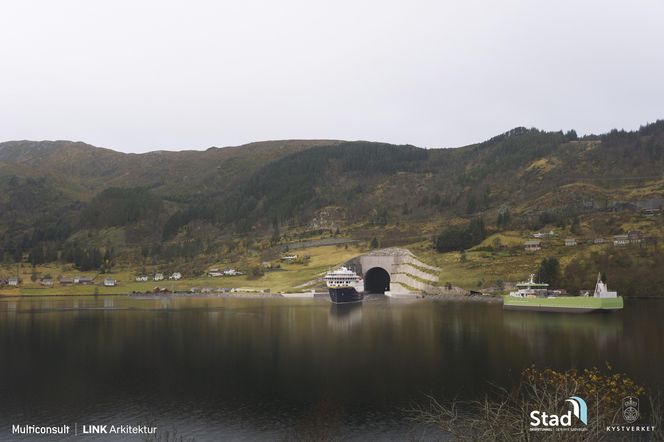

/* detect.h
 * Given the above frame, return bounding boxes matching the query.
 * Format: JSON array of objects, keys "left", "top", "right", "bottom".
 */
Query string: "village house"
[
  {"left": 103, "top": 277, "right": 117, "bottom": 287},
  {"left": 281, "top": 254, "right": 298, "bottom": 261},
  {"left": 169, "top": 272, "right": 182, "bottom": 280},
  {"left": 533, "top": 230, "right": 554, "bottom": 239},
  {"left": 564, "top": 238, "right": 577, "bottom": 246},
  {"left": 154, "top": 273, "right": 164, "bottom": 281},
  {"left": 628, "top": 230, "right": 642, "bottom": 244},
  {"left": 524, "top": 240, "right": 542, "bottom": 251},
  {"left": 208, "top": 268, "right": 224, "bottom": 277},
  {"left": 224, "top": 268, "right": 243, "bottom": 276},
  {"left": 135, "top": 275, "right": 148, "bottom": 282},
  {"left": 59, "top": 277, "right": 74, "bottom": 285},
  {"left": 613, "top": 234, "right": 629, "bottom": 246},
  {"left": 40, "top": 278, "right": 54, "bottom": 287},
  {"left": 8, "top": 277, "right": 20, "bottom": 286},
  {"left": 593, "top": 238, "right": 606, "bottom": 244},
  {"left": 73, "top": 276, "right": 94, "bottom": 285}
]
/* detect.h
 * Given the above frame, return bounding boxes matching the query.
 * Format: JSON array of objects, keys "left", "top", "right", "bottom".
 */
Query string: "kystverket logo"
[
  {"left": 530, "top": 396, "right": 588, "bottom": 428},
  {"left": 622, "top": 396, "right": 639, "bottom": 424}
]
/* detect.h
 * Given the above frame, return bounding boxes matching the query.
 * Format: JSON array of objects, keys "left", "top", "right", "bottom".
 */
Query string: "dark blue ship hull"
[{"left": 329, "top": 287, "right": 364, "bottom": 304}]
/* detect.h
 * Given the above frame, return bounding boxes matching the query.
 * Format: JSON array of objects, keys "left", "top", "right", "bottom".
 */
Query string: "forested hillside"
[{"left": 1, "top": 121, "right": 663, "bottom": 272}]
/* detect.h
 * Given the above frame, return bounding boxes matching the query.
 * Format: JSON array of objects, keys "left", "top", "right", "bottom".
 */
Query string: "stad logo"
[
  {"left": 622, "top": 396, "right": 639, "bottom": 424},
  {"left": 530, "top": 396, "right": 588, "bottom": 428}
]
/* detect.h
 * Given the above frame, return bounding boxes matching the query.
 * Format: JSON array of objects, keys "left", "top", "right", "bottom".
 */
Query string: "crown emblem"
[{"left": 623, "top": 397, "right": 638, "bottom": 408}]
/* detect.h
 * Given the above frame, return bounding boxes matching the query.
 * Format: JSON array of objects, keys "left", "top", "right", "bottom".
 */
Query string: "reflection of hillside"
[
  {"left": 502, "top": 311, "right": 623, "bottom": 349},
  {"left": 327, "top": 303, "right": 363, "bottom": 332}
]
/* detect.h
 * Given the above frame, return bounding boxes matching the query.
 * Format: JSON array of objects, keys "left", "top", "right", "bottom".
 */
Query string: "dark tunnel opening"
[{"left": 364, "top": 267, "right": 390, "bottom": 294}]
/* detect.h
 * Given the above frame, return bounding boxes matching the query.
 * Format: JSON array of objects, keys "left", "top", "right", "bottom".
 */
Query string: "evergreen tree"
[{"left": 538, "top": 257, "right": 562, "bottom": 288}]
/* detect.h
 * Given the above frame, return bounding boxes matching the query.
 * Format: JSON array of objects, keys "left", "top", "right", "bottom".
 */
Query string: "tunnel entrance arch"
[{"left": 364, "top": 267, "right": 391, "bottom": 294}]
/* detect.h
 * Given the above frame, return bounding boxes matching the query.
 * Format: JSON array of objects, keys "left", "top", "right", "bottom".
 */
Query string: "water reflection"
[
  {"left": 0, "top": 296, "right": 661, "bottom": 441},
  {"left": 502, "top": 310, "right": 623, "bottom": 350},
  {"left": 328, "top": 303, "right": 363, "bottom": 331}
]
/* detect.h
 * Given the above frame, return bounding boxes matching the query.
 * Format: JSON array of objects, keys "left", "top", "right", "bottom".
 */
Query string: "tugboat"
[
  {"left": 503, "top": 273, "right": 623, "bottom": 313},
  {"left": 324, "top": 266, "right": 364, "bottom": 304}
]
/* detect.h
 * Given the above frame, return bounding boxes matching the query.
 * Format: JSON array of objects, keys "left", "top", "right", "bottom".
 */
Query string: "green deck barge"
[{"left": 503, "top": 295, "right": 623, "bottom": 313}]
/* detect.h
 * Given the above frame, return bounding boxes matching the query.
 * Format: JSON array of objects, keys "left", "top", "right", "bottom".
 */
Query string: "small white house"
[
  {"left": 154, "top": 273, "right": 164, "bottom": 281},
  {"left": 103, "top": 278, "right": 117, "bottom": 287},
  {"left": 208, "top": 269, "right": 224, "bottom": 277},
  {"left": 169, "top": 272, "right": 182, "bottom": 280},
  {"left": 8, "top": 277, "right": 20, "bottom": 286},
  {"left": 135, "top": 275, "right": 148, "bottom": 282},
  {"left": 564, "top": 238, "right": 577, "bottom": 246},
  {"left": 524, "top": 240, "right": 542, "bottom": 251},
  {"left": 281, "top": 254, "right": 298, "bottom": 261},
  {"left": 223, "top": 268, "right": 243, "bottom": 276},
  {"left": 593, "top": 238, "right": 606, "bottom": 244},
  {"left": 533, "top": 230, "right": 554, "bottom": 239},
  {"left": 613, "top": 234, "right": 629, "bottom": 246}
]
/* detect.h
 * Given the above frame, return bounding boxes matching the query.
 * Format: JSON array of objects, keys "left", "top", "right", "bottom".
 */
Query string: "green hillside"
[{"left": 1, "top": 121, "right": 664, "bottom": 294}]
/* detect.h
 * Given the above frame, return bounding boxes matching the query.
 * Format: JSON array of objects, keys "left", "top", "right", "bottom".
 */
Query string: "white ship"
[
  {"left": 508, "top": 274, "right": 549, "bottom": 298},
  {"left": 324, "top": 267, "right": 364, "bottom": 303}
]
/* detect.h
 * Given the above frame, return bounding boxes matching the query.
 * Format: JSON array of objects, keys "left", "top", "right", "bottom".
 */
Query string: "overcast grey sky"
[{"left": 1, "top": 0, "right": 663, "bottom": 153}]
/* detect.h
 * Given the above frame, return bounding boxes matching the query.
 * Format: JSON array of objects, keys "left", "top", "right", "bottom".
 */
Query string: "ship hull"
[
  {"left": 329, "top": 287, "right": 364, "bottom": 304},
  {"left": 503, "top": 296, "right": 623, "bottom": 313}
]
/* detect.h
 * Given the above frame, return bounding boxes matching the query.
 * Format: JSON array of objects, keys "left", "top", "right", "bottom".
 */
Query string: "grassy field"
[
  {"left": 410, "top": 230, "right": 641, "bottom": 290},
  {"left": 0, "top": 244, "right": 365, "bottom": 296},
  {"left": 3, "top": 216, "right": 662, "bottom": 297}
]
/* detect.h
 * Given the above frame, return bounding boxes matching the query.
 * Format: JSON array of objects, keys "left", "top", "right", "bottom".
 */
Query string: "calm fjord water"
[{"left": 0, "top": 296, "right": 662, "bottom": 441}]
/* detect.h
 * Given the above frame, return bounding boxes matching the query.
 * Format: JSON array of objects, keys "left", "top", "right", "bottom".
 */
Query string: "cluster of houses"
[
  {"left": 0, "top": 276, "right": 119, "bottom": 287},
  {"left": 525, "top": 230, "right": 651, "bottom": 251},
  {"left": 4, "top": 267, "right": 253, "bottom": 289},
  {"left": 207, "top": 268, "right": 244, "bottom": 277},
  {"left": 0, "top": 277, "right": 22, "bottom": 287},
  {"left": 60, "top": 276, "right": 118, "bottom": 286},
  {"left": 135, "top": 272, "right": 182, "bottom": 282}
]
